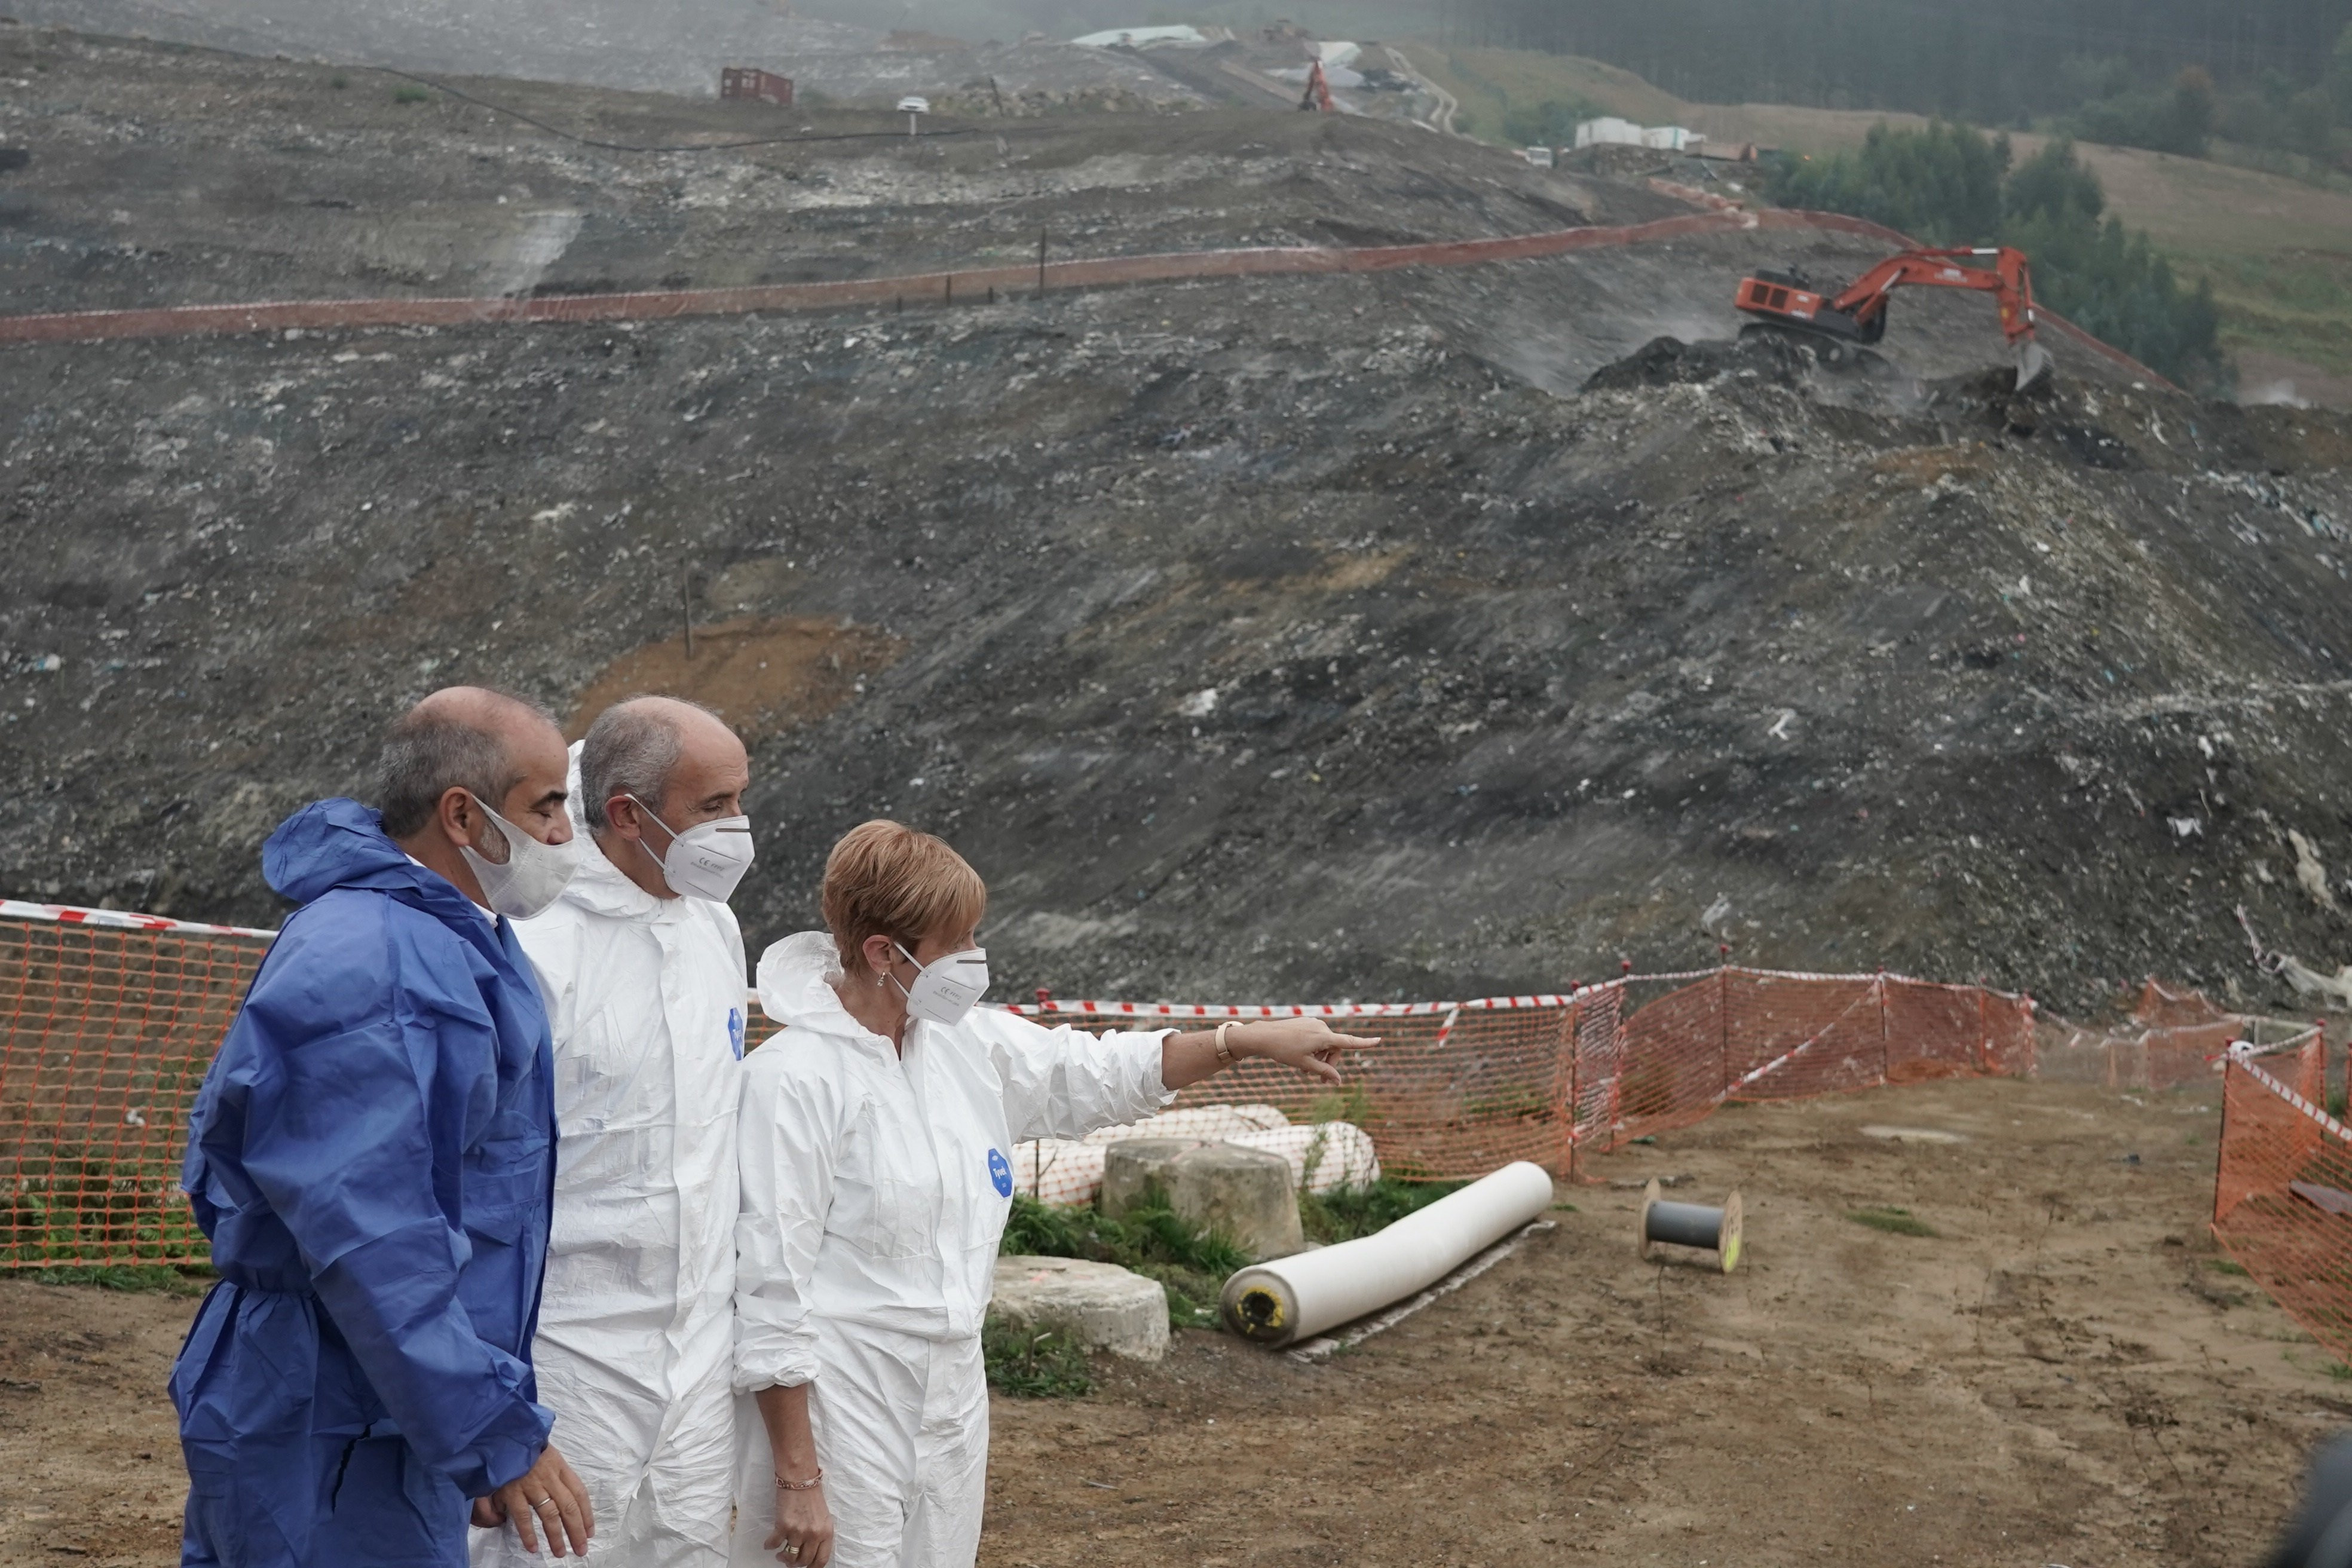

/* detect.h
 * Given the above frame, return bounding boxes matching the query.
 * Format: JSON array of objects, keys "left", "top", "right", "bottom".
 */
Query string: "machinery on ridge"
[
  {"left": 1299, "top": 59, "right": 1335, "bottom": 113},
  {"left": 1734, "top": 244, "right": 2053, "bottom": 391}
]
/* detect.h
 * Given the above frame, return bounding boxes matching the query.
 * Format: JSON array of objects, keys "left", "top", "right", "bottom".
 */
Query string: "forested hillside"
[{"left": 1447, "top": 0, "right": 2348, "bottom": 133}]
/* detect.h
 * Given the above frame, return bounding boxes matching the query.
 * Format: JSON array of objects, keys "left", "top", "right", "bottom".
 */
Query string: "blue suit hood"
[{"left": 262, "top": 798, "right": 476, "bottom": 918}]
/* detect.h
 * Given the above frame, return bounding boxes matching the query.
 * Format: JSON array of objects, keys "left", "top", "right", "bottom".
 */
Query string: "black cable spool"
[{"left": 1636, "top": 1177, "right": 1743, "bottom": 1273}]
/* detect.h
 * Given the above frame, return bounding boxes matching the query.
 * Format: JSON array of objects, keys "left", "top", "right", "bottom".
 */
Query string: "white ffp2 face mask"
[
  {"left": 626, "top": 794, "right": 756, "bottom": 903},
  {"left": 890, "top": 942, "right": 990, "bottom": 1027},
  {"left": 458, "top": 798, "right": 586, "bottom": 920}
]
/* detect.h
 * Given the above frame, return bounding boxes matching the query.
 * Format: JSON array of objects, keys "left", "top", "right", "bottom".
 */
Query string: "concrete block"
[
  {"left": 1165, "top": 1141, "right": 1304, "bottom": 1262},
  {"left": 1099, "top": 1137, "right": 1201, "bottom": 1217},
  {"left": 992, "top": 1255, "right": 1169, "bottom": 1362}
]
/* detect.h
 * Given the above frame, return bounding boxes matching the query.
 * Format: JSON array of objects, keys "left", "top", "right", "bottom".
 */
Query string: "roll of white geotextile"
[{"left": 1221, "top": 1160, "right": 1555, "bottom": 1346}]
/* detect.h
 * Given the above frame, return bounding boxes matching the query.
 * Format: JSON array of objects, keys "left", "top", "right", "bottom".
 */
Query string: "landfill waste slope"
[
  {"left": 5, "top": 29, "right": 2352, "bottom": 1017},
  {"left": 0, "top": 0, "right": 1203, "bottom": 105}
]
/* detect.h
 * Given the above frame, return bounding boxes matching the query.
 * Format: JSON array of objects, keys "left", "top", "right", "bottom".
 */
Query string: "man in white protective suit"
[{"left": 473, "top": 696, "right": 758, "bottom": 1568}]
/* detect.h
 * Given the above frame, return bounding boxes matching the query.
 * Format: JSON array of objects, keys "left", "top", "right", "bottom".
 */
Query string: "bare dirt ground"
[
  {"left": 1, "top": 1075, "right": 2327, "bottom": 1567},
  {"left": 0, "top": 1277, "right": 192, "bottom": 1565},
  {"left": 990, "top": 1076, "right": 2320, "bottom": 1568}
]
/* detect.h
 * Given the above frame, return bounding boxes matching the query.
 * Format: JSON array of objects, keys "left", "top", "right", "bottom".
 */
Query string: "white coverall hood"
[
  {"left": 474, "top": 743, "right": 748, "bottom": 1568},
  {"left": 731, "top": 932, "right": 1171, "bottom": 1568}
]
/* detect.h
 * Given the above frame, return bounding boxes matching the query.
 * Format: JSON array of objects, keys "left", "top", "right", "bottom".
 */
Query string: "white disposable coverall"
[
  {"left": 731, "top": 932, "right": 1171, "bottom": 1568},
  {"left": 473, "top": 782, "right": 748, "bottom": 1568}
]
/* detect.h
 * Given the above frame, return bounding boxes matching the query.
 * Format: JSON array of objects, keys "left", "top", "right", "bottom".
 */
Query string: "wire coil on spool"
[{"left": 1636, "top": 1177, "right": 1742, "bottom": 1273}]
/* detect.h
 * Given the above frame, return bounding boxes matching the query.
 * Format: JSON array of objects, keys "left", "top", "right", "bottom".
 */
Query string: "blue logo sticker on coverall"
[
  {"left": 728, "top": 1006, "right": 745, "bottom": 1059},
  {"left": 988, "top": 1148, "right": 1013, "bottom": 1197}
]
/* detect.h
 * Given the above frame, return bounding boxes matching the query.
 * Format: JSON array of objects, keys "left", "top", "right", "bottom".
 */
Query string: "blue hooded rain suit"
[{"left": 172, "top": 798, "right": 559, "bottom": 1567}]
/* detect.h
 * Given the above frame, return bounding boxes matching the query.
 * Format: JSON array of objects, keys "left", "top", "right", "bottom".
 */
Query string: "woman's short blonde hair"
[{"left": 822, "top": 819, "right": 988, "bottom": 975}]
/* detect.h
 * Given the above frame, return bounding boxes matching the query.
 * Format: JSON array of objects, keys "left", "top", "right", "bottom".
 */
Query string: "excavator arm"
[
  {"left": 1735, "top": 245, "right": 2051, "bottom": 390},
  {"left": 1299, "top": 59, "right": 1335, "bottom": 113}
]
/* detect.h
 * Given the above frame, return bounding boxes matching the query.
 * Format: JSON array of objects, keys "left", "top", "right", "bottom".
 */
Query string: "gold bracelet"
[
  {"left": 775, "top": 1469, "right": 824, "bottom": 1491},
  {"left": 1215, "top": 1020, "right": 1236, "bottom": 1064}
]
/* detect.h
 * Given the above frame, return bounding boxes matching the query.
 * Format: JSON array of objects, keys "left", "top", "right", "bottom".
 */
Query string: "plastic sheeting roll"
[{"left": 1220, "top": 1160, "right": 1555, "bottom": 1347}]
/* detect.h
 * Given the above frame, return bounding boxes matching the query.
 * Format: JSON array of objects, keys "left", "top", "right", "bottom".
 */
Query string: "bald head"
[
  {"left": 581, "top": 696, "right": 751, "bottom": 899},
  {"left": 580, "top": 697, "right": 744, "bottom": 831},
  {"left": 376, "top": 685, "right": 567, "bottom": 839}
]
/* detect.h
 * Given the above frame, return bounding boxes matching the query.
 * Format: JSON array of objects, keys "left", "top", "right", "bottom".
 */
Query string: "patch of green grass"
[
  {"left": 981, "top": 1316, "right": 1092, "bottom": 1398},
  {"left": 28, "top": 1263, "right": 212, "bottom": 1296},
  {"left": 1158, "top": 1280, "right": 1219, "bottom": 1331},
  {"left": 1305, "top": 1083, "right": 1373, "bottom": 1128},
  {"left": 2183, "top": 248, "right": 2352, "bottom": 379},
  {"left": 1000, "top": 1191, "right": 1245, "bottom": 1330},
  {"left": 391, "top": 85, "right": 433, "bottom": 105},
  {"left": 2208, "top": 1258, "right": 2252, "bottom": 1276},
  {"left": 1848, "top": 1205, "right": 1939, "bottom": 1238},
  {"left": 3, "top": 1140, "right": 209, "bottom": 1266},
  {"left": 1299, "top": 1178, "right": 1468, "bottom": 1245}
]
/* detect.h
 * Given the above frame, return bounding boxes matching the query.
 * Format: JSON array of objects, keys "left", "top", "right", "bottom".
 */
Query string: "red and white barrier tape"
[
  {"left": 2227, "top": 1025, "right": 2325, "bottom": 1056},
  {"left": 1007, "top": 990, "right": 1607, "bottom": 1019},
  {"left": 2228, "top": 1042, "right": 2352, "bottom": 1144},
  {"left": 0, "top": 898, "right": 277, "bottom": 941},
  {"left": 1716, "top": 982, "right": 1882, "bottom": 1098}
]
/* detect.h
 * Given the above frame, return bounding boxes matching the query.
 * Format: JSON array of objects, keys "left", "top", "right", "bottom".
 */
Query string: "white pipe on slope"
[{"left": 1220, "top": 1160, "right": 1556, "bottom": 1346}]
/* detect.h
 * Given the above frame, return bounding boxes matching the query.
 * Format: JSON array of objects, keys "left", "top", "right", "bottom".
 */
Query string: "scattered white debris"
[{"left": 2292, "top": 828, "right": 2338, "bottom": 912}]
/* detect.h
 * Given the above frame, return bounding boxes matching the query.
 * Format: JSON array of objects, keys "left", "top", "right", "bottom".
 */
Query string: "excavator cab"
[{"left": 1735, "top": 246, "right": 2050, "bottom": 390}]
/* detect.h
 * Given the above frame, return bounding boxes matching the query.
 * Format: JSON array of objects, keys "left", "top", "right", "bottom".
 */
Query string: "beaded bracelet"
[{"left": 774, "top": 1469, "right": 824, "bottom": 1492}]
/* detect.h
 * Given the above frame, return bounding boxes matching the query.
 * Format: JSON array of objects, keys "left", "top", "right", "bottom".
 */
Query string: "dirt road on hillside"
[{"left": 1, "top": 1077, "right": 2327, "bottom": 1567}]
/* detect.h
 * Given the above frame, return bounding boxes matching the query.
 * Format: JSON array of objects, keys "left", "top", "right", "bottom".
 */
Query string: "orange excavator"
[
  {"left": 1733, "top": 245, "right": 2053, "bottom": 390},
  {"left": 1298, "top": 59, "right": 1335, "bottom": 113}
]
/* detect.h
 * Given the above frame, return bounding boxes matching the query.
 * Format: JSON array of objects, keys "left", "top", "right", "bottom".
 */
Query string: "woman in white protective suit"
[{"left": 732, "top": 819, "right": 1374, "bottom": 1568}]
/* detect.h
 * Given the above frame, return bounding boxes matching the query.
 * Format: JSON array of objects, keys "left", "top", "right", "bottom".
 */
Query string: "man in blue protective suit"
[{"left": 172, "top": 687, "right": 600, "bottom": 1568}]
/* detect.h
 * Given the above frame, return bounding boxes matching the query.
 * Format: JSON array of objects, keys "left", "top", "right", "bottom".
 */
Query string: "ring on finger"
[{"left": 530, "top": 1497, "right": 558, "bottom": 1511}]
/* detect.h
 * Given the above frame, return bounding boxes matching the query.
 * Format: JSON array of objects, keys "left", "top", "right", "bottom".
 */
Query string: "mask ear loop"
[
  {"left": 622, "top": 794, "right": 677, "bottom": 877},
  {"left": 460, "top": 791, "right": 516, "bottom": 866},
  {"left": 883, "top": 940, "right": 924, "bottom": 999}
]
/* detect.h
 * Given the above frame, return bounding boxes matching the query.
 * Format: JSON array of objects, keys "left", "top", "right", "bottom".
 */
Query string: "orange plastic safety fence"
[
  {"left": 1607, "top": 970, "right": 2036, "bottom": 1147},
  {"left": 1169, "top": 1001, "right": 1585, "bottom": 1179},
  {"left": 2215, "top": 1039, "right": 2352, "bottom": 1361},
  {"left": 1064, "top": 968, "right": 2032, "bottom": 1178},
  {"left": 1, "top": 914, "right": 267, "bottom": 1266},
  {"left": 1, "top": 895, "right": 2048, "bottom": 1264},
  {"left": 2038, "top": 978, "right": 2305, "bottom": 1093}
]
